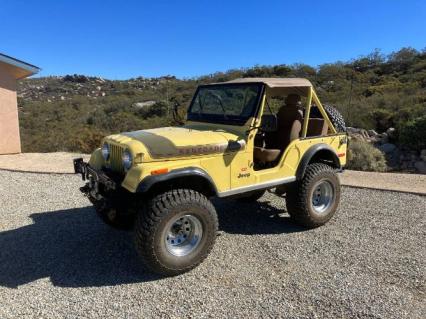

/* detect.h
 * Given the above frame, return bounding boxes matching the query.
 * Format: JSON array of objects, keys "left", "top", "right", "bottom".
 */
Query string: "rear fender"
[{"left": 296, "top": 144, "right": 341, "bottom": 180}]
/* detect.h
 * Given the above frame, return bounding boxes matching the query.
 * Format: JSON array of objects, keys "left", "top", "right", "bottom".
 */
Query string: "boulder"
[
  {"left": 379, "top": 143, "right": 397, "bottom": 154},
  {"left": 360, "top": 129, "right": 370, "bottom": 139},
  {"left": 414, "top": 161, "right": 426, "bottom": 174},
  {"left": 346, "top": 127, "right": 361, "bottom": 134},
  {"left": 133, "top": 101, "right": 156, "bottom": 109},
  {"left": 368, "top": 129, "right": 378, "bottom": 136},
  {"left": 386, "top": 127, "right": 396, "bottom": 139}
]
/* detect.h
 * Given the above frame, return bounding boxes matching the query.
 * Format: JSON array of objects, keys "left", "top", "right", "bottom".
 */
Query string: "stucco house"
[{"left": 0, "top": 53, "right": 39, "bottom": 154}]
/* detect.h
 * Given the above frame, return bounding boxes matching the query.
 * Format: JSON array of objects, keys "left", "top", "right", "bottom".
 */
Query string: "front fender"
[{"left": 135, "top": 167, "right": 218, "bottom": 196}]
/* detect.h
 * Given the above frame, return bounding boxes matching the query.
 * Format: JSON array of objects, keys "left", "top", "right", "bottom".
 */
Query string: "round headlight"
[
  {"left": 122, "top": 149, "right": 133, "bottom": 170},
  {"left": 101, "top": 143, "right": 110, "bottom": 160}
]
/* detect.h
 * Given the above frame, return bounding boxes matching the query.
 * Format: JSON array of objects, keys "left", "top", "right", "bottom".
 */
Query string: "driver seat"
[
  {"left": 253, "top": 114, "right": 282, "bottom": 163},
  {"left": 253, "top": 147, "right": 281, "bottom": 163},
  {"left": 254, "top": 94, "right": 303, "bottom": 164}
]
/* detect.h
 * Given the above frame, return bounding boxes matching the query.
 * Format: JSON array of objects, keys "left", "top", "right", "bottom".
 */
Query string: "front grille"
[{"left": 109, "top": 143, "right": 124, "bottom": 172}]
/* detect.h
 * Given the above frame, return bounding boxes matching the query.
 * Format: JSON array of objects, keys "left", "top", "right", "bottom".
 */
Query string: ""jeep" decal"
[{"left": 237, "top": 172, "right": 250, "bottom": 178}]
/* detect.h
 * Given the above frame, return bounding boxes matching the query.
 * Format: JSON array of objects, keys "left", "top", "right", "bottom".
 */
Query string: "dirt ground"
[
  {"left": 0, "top": 152, "right": 90, "bottom": 174},
  {"left": 0, "top": 152, "right": 425, "bottom": 194},
  {"left": 1, "top": 170, "right": 425, "bottom": 318}
]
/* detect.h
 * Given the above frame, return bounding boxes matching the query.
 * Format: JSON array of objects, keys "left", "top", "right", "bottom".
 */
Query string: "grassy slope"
[{"left": 17, "top": 47, "right": 426, "bottom": 153}]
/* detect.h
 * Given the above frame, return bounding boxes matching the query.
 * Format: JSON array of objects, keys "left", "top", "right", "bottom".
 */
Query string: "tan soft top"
[
  {"left": 224, "top": 77, "right": 312, "bottom": 88},
  {"left": 215, "top": 77, "right": 312, "bottom": 96}
]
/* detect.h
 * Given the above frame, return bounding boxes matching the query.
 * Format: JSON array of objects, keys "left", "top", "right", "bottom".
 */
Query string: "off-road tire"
[
  {"left": 286, "top": 163, "right": 340, "bottom": 228},
  {"left": 92, "top": 198, "right": 135, "bottom": 231},
  {"left": 311, "top": 104, "right": 346, "bottom": 132},
  {"left": 134, "top": 189, "right": 218, "bottom": 276},
  {"left": 236, "top": 189, "right": 266, "bottom": 202}
]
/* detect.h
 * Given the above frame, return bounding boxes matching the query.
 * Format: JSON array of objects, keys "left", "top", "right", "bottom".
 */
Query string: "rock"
[
  {"left": 414, "top": 161, "right": 426, "bottom": 174},
  {"left": 368, "top": 129, "right": 378, "bottom": 136},
  {"left": 386, "top": 127, "right": 396, "bottom": 139},
  {"left": 379, "top": 143, "right": 397, "bottom": 154},
  {"left": 360, "top": 129, "right": 370, "bottom": 139},
  {"left": 133, "top": 101, "right": 156, "bottom": 108},
  {"left": 346, "top": 127, "right": 360, "bottom": 134}
]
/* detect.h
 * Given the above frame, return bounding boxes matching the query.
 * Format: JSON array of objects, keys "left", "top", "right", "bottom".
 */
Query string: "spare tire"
[{"left": 310, "top": 104, "right": 346, "bottom": 133}]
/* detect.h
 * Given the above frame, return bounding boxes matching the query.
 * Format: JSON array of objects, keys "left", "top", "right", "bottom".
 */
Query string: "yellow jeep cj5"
[{"left": 74, "top": 78, "right": 348, "bottom": 275}]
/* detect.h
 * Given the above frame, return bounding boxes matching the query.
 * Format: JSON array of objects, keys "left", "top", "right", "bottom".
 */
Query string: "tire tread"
[{"left": 134, "top": 189, "right": 218, "bottom": 276}]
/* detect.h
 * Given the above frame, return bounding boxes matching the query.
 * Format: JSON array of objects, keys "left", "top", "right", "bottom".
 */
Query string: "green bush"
[
  {"left": 370, "top": 108, "right": 394, "bottom": 132},
  {"left": 347, "top": 139, "right": 387, "bottom": 172},
  {"left": 398, "top": 115, "right": 426, "bottom": 151}
]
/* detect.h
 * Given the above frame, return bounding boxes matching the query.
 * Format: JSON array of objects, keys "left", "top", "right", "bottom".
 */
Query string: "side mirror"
[{"left": 260, "top": 114, "right": 278, "bottom": 132}]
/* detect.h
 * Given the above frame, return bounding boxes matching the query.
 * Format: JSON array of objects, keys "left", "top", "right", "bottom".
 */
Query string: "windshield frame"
[{"left": 187, "top": 82, "right": 265, "bottom": 126}]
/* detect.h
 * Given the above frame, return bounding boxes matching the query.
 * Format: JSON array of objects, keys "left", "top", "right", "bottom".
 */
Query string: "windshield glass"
[{"left": 187, "top": 83, "right": 263, "bottom": 125}]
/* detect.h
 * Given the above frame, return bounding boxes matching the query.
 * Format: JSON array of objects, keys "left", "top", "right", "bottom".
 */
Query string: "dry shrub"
[{"left": 347, "top": 139, "right": 387, "bottom": 172}]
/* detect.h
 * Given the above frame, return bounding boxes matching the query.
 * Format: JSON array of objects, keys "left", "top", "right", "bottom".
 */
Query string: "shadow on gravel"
[
  {"left": 0, "top": 198, "right": 303, "bottom": 288},
  {"left": 214, "top": 197, "right": 305, "bottom": 235},
  {"left": 0, "top": 206, "right": 161, "bottom": 288}
]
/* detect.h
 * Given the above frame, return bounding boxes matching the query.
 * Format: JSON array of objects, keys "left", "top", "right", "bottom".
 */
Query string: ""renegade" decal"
[{"left": 150, "top": 140, "right": 246, "bottom": 158}]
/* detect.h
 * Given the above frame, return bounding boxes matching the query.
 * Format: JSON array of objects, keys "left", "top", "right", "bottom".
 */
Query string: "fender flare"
[
  {"left": 296, "top": 143, "right": 341, "bottom": 180},
  {"left": 136, "top": 167, "right": 218, "bottom": 195}
]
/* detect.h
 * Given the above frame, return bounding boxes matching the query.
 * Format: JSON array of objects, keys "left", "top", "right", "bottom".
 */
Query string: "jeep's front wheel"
[
  {"left": 134, "top": 189, "right": 218, "bottom": 276},
  {"left": 286, "top": 163, "right": 340, "bottom": 228}
]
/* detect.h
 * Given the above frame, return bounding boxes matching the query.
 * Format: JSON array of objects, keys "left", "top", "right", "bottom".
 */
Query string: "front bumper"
[{"left": 73, "top": 158, "right": 117, "bottom": 197}]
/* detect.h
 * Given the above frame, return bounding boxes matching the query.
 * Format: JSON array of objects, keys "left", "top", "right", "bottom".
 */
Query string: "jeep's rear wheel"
[
  {"left": 134, "top": 189, "right": 218, "bottom": 276},
  {"left": 286, "top": 163, "right": 340, "bottom": 228}
]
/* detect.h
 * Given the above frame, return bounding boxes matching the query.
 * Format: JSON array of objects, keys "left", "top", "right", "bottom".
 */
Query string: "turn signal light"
[{"left": 151, "top": 168, "right": 169, "bottom": 175}]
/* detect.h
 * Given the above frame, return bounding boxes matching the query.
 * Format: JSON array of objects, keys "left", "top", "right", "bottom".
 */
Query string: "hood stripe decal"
[{"left": 150, "top": 140, "right": 246, "bottom": 158}]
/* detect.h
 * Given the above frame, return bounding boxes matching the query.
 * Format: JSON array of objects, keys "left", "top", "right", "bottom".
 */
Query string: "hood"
[{"left": 105, "top": 127, "right": 245, "bottom": 162}]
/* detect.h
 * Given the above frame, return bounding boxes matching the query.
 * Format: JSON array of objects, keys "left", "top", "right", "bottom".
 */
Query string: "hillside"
[{"left": 17, "top": 47, "right": 425, "bottom": 157}]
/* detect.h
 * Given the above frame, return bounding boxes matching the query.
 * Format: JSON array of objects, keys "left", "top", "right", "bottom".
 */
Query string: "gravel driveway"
[{"left": 0, "top": 170, "right": 424, "bottom": 318}]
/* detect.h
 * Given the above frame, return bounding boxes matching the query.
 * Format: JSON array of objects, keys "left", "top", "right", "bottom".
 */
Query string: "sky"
[{"left": 1, "top": 0, "right": 425, "bottom": 79}]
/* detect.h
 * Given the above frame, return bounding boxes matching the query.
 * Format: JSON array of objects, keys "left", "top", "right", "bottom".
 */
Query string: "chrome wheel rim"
[
  {"left": 311, "top": 180, "right": 334, "bottom": 215},
  {"left": 165, "top": 214, "right": 203, "bottom": 257}
]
